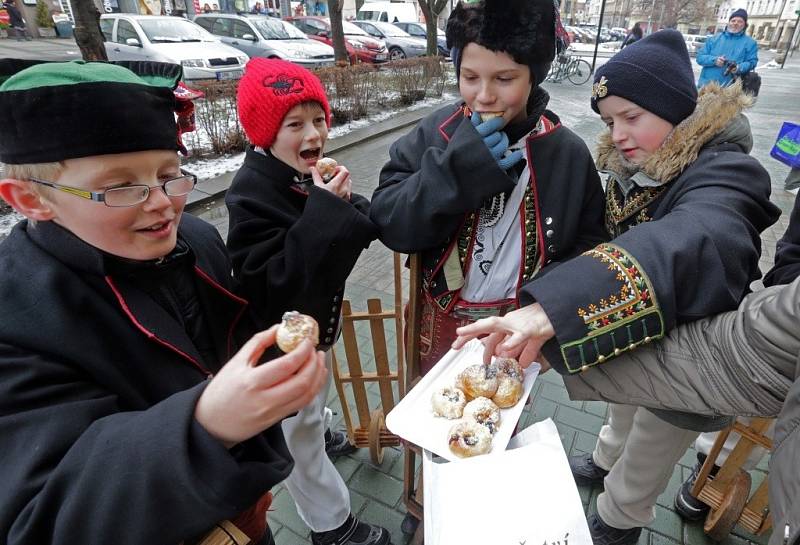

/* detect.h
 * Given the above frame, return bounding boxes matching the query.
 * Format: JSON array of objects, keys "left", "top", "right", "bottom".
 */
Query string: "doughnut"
[
  {"left": 431, "top": 386, "right": 467, "bottom": 419},
  {"left": 447, "top": 420, "right": 492, "bottom": 458},
  {"left": 479, "top": 111, "right": 504, "bottom": 122},
  {"left": 276, "top": 311, "right": 319, "bottom": 353},
  {"left": 315, "top": 157, "right": 338, "bottom": 181},
  {"left": 491, "top": 358, "right": 525, "bottom": 408},
  {"left": 463, "top": 396, "right": 501, "bottom": 434},
  {"left": 457, "top": 364, "right": 498, "bottom": 400}
]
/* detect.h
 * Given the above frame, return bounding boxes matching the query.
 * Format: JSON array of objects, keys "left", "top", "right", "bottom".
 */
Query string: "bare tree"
[
  {"left": 632, "top": 0, "right": 713, "bottom": 29},
  {"left": 327, "top": 0, "right": 350, "bottom": 65},
  {"left": 71, "top": 0, "right": 107, "bottom": 60},
  {"left": 418, "top": 0, "right": 448, "bottom": 56}
]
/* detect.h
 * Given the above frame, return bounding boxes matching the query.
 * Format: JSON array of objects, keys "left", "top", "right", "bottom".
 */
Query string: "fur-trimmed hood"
[{"left": 595, "top": 81, "right": 754, "bottom": 185}]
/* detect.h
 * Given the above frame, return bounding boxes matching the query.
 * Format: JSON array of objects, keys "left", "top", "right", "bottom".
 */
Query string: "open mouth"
[
  {"left": 137, "top": 220, "right": 173, "bottom": 236},
  {"left": 299, "top": 148, "right": 322, "bottom": 161}
]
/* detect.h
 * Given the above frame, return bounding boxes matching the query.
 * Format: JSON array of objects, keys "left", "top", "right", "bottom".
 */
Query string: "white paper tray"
[{"left": 385, "top": 339, "right": 539, "bottom": 462}]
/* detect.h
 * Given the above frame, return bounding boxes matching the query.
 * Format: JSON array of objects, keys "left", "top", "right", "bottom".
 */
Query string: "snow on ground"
[
  {"left": 182, "top": 152, "right": 246, "bottom": 180},
  {"left": 0, "top": 209, "right": 22, "bottom": 239}
]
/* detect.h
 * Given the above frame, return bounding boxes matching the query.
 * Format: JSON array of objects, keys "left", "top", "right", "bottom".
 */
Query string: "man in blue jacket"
[{"left": 697, "top": 9, "right": 758, "bottom": 88}]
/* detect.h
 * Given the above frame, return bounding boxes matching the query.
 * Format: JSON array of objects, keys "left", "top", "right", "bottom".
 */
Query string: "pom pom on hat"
[
  {"left": 590, "top": 29, "right": 697, "bottom": 126},
  {"left": 729, "top": 8, "right": 748, "bottom": 21},
  {"left": 237, "top": 58, "right": 330, "bottom": 150}
]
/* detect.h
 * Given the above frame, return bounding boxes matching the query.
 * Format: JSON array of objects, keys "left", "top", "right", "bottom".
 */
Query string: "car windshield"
[
  {"left": 138, "top": 19, "right": 212, "bottom": 42},
  {"left": 372, "top": 21, "right": 410, "bottom": 37},
  {"left": 254, "top": 17, "right": 292, "bottom": 39},
  {"left": 342, "top": 20, "right": 369, "bottom": 35},
  {"left": 280, "top": 20, "right": 307, "bottom": 38}
]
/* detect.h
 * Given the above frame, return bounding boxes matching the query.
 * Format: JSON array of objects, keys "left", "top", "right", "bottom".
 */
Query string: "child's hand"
[
  {"left": 310, "top": 165, "right": 352, "bottom": 201},
  {"left": 193, "top": 326, "right": 327, "bottom": 449},
  {"left": 470, "top": 111, "right": 524, "bottom": 170}
]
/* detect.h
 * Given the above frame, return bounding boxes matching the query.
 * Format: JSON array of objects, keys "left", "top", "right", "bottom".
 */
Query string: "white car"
[
  {"left": 99, "top": 14, "right": 248, "bottom": 81},
  {"left": 683, "top": 34, "right": 708, "bottom": 56}
]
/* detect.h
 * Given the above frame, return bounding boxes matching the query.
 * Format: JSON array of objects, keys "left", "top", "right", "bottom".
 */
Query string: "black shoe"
[
  {"left": 588, "top": 513, "right": 642, "bottom": 545},
  {"left": 674, "top": 453, "right": 718, "bottom": 522},
  {"left": 311, "top": 514, "right": 391, "bottom": 545},
  {"left": 325, "top": 429, "right": 358, "bottom": 459},
  {"left": 569, "top": 452, "right": 609, "bottom": 486},
  {"left": 400, "top": 512, "right": 420, "bottom": 535}
]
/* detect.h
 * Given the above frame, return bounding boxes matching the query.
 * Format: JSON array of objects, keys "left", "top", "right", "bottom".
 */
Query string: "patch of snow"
[
  {"left": 182, "top": 152, "right": 246, "bottom": 180},
  {"left": 760, "top": 59, "right": 781, "bottom": 69},
  {"left": 0, "top": 209, "right": 22, "bottom": 239}
]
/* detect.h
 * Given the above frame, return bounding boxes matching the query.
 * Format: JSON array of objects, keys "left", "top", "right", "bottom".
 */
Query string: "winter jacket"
[
  {"left": 226, "top": 147, "right": 377, "bottom": 346},
  {"left": 2, "top": 2, "right": 24, "bottom": 28},
  {"left": 522, "top": 83, "right": 780, "bottom": 377},
  {"left": 764, "top": 192, "right": 800, "bottom": 287},
  {"left": 697, "top": 29, "right": 759, "bottom": 88},
  {"left": 369, "top": 95, "right": 607, "bottom": 312},
  {"left": 0, "top": 216, "right": 293, "bottom": 545}
]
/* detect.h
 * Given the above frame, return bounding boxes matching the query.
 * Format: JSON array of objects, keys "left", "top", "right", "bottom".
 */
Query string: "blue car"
[{"left": 392, "top": 21, "right": 449, "bottom": 57}]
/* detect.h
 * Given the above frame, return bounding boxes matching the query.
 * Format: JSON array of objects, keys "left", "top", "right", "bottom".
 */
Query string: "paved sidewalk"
[{"left": 190, "top": 57, "right": 800, "bottom": 545}]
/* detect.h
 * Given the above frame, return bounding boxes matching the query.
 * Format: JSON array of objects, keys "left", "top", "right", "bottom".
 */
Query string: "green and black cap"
[{"left": 0, "top": 59, "right": 184, "bottom": 165}]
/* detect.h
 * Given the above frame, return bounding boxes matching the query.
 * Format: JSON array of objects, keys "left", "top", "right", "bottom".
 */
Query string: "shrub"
[
  {"left": 35, "top": 0, "right": 53, "bottom": 28},
  {"left": 315, "top": 63, "right": 380, "bottom": 124},
  {"left": 384, "top": 57, "right": 449, "bottom": 105},
  {"left": 189, "top": 80, "right": 247, "bottom": 157}
]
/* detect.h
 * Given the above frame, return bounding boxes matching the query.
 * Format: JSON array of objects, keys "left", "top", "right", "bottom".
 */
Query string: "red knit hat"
[{"left": 237, "top": 58, "right": 331, "bottom": 149}]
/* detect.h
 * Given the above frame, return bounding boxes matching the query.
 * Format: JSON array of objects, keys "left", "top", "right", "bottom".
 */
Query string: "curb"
[{"left": 185, "top": 99, "right": 449, "bottom": 212}]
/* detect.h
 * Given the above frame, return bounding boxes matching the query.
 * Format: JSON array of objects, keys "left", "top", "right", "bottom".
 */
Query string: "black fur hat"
[{"left": 446, "top": 0, "right": 561, "bottom": 84}]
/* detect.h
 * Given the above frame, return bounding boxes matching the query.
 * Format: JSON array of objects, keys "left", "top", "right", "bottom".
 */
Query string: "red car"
[{"left": 286, "top": 16, "right": 388, "bottom": 64}]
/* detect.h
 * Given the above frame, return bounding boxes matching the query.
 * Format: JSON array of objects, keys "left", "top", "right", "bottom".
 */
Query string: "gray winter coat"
[{"left": 563, "top": 276, "right": 800, "bottom": 545}]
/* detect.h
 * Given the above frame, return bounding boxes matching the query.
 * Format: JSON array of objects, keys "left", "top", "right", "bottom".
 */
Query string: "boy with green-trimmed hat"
[{"left": 0, "top": 59, "right": 327, "bottom": 545}]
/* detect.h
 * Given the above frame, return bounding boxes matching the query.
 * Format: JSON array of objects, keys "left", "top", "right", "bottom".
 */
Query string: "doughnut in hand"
[
  {"left": 276, "top": 311, "right": 319, "bottom": 353},
  {"left": 448, "top": 420, "right": 492, "bottom": 458},
  {"left": 431, "top": 386, "right": 467, "bottom": 419},
  {"left": 463, "top": 396, "right": 501, "bottom": 434},
  {"left": 315, "top": 157, "right": 338, "bottom": 181},
  {"left": 479, "top": 111, "right": 504, "bottom": 122},
  {"left": 457, "top": 364, "right": 499, "bottom": 400}
]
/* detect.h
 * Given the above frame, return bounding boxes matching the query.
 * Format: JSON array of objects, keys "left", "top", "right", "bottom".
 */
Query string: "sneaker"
[
  {"left": 325, "top": 429, "right": 358, "bottom": 459},
  {"left": 311, "top": 514, "right": 391, "bottom": 545},
  {"left": 569, "top": 452, "right": 609, "bottom": 486},
  {"left": 674, "top": 453, "right": 718, "bottom": 522},
  {"left": 588, "top": 513, "right": 642, "bottom": 545}
]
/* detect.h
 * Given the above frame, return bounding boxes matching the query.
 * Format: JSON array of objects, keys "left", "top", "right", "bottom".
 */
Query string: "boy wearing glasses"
[{"left": 0, "top": 60, "right": 327, "bottom": 544}]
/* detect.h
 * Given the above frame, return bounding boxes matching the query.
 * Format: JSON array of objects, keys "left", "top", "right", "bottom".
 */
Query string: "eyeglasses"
[{"left": 28, "top": 174, "right": 197, "bottom": 208}]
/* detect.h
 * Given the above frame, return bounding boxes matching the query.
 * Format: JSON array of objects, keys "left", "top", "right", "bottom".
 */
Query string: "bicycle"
[{"left": 545, "top": 52, "right": 593, "bottom": 85}]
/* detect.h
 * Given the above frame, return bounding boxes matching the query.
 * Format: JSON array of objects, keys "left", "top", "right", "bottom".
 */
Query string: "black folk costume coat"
[
  {"left": 0, "top": 215, "right": 292, "bottom": 545},
  {"left": 225, "top": 147, "right": 377, "bottom": 346},
  {"left": 370, "top": 100, "right": 607, "bottom": 368},
  {"left": 523, "top": 83, "right": 781, "bottom": 375}
]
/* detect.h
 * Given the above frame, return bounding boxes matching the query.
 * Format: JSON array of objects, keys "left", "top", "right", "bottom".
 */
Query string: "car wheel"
[{"left": 390, "top": 46, "right": 406, "bottom": 60}]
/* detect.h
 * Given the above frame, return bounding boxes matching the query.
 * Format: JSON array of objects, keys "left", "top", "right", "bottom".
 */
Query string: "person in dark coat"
[
  {"left": 226, "top": 59, "right": 388, "bottom": 545},
  {"left": 2, "top": 0, "right": 31, "bottom": 40},
  {"left": 454, "top": 30, "right": 780, "bottom": 545},
  {"left": 621, "top": 22, "right": 642, "bottom": 48},
  {"left": 370, "top": 0, "right": 607, "bottom": 375},
  {"left": 0, "top": 59, "right": 327, "bottom": 545}
]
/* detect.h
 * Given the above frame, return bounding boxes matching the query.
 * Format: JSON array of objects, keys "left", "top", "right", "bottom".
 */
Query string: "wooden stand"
[
  {"left": 691, "top": 418, "right": 774, "bottom": 541},
  {"left": 330, "top": 253, "right": 406, "bottom": 465}
]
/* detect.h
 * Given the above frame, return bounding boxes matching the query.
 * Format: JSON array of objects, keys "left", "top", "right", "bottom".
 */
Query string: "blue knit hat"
[
  {"left": 590, "top": 29, "right": 697, "bottom": 126},
  {"left": 729, "top": 8, "right": 748, "bottom": 21}
]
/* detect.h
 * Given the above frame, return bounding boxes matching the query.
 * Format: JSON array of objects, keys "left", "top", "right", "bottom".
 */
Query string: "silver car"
[
  {"left": 99, "top": 14, "right": 248, "bottom": 81},
  {"left": 194, "top": 14, "right": 335, "bottom": 69},
  {"left": 351, "top": 20, "right": 426, "bottom": 60}
]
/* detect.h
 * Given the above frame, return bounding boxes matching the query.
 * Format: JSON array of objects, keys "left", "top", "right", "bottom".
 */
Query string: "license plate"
[
  {"left": 216, "top": 70, "right": 243, "bottom": 81},
  {"left": 375, "top": 53, "right": 387, "bottom": 60}
]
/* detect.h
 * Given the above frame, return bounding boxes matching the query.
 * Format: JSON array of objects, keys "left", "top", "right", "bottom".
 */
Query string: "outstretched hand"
[
  {"left": 451, "top": 303, "right": 556, "bottom": 370},
  {"left": 194, "top": 326, "right": 327, "bottom": 449}
]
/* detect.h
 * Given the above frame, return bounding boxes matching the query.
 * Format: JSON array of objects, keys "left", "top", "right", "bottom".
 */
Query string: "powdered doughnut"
[
  {"left": 276, "top": 311, "right": 319, "bottom": 353},
  {"left": 315, "top": 157, "right": 338, "bottom": 181},
  {"left": 463, "top": 396, "right": 501, "bottom": 434},
  {"left": 457, "top": 364, "right": 498, "bottom": 400},
  {"left": 491, "top": 357, "right": 524, "bottom": 408},
  {"left": 448, "top": 420, "right": 492, "bottom": 458},
  {"left": 431, "top": 386, "right": 467, "bottom": 419}
]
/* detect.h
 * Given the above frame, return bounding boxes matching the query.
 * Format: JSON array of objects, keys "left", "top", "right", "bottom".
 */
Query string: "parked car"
[
  {"left": 356, "top": 1, "right": 417, "bottom": 24},
  {"left": 286, "top": 16, "right": 388, "bottom": 64},
  {"left": 351, "top": 20, "right": 425, "bottom": 60},
  {"left": 194, "top": 13, "right": 334, "bottom": 69},
  {"left": 683, "top": 34, "right": 708, "bottom": 56},
  {"left": 99, "top": 14, "right": 248, "bottom": 81},
  {"left": 392, "top": 21, "right": 448, "bottom": 56}
]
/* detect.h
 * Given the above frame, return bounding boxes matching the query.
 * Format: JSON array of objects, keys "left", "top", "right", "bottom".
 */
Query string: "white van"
[{"left": 356, "top": 1, "right": 417, "bottom": 23}]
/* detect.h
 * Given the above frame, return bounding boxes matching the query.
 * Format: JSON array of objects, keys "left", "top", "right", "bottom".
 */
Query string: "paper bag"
[{"left": 423, "top": 419, "right": 592, "bottom": 545}]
